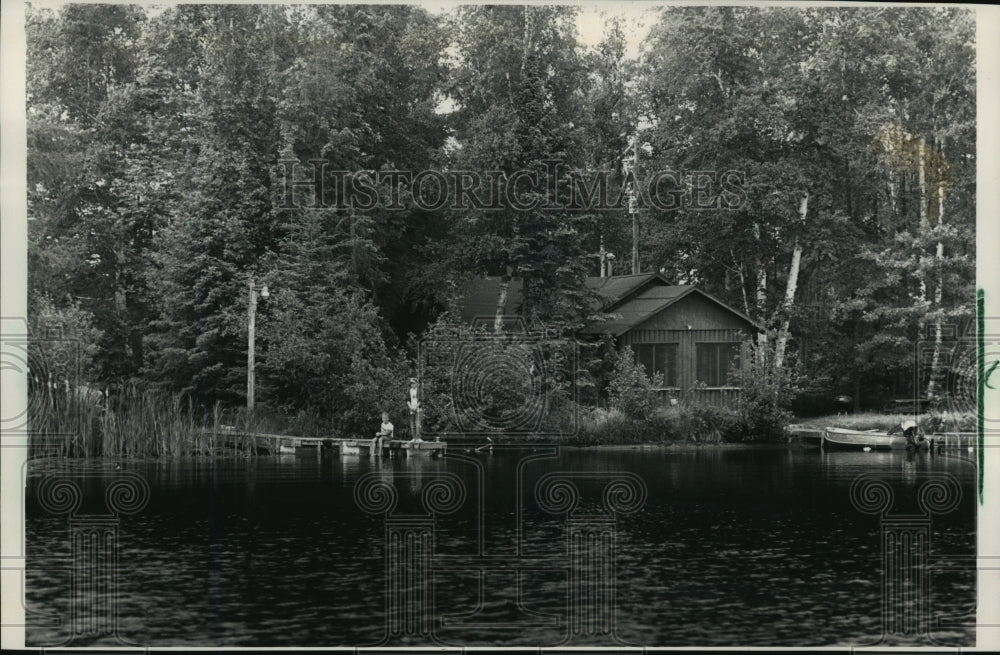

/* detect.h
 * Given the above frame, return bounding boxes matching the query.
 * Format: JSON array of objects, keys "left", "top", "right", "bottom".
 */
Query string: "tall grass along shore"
[{"left": 29, "top": 385, "right": 328, "bottom": 459}]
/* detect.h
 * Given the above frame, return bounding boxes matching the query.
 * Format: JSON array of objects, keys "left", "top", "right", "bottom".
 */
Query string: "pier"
[
  {"left": 786, "top": 426, "right": 825, "bottom": 447},
  {"left": 205, "top": 427, "right": 447, "bottom": 458}
]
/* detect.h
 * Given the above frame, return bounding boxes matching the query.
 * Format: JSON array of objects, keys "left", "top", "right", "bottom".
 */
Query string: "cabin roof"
[
  {"left": 577, "top": 284, "right": 693, "bottom": 335},
  {"left": 583, "top": 272, "right": 667, "bottom": 309},
  {"left": 578, "top": 285, "right": 761, "bottom": 336},
  {"left": 454, "top": 274, "right": 761, "bottom": 334}
]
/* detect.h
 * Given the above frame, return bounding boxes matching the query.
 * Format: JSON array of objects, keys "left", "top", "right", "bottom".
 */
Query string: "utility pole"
[{"left": 247, "top": 277, "right": 269, "bottom": 411}]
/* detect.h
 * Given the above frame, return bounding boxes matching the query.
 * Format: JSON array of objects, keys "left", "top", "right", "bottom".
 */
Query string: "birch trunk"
[
  {"left": 887, "top": 174, "right": 898, "bottom": 218},
  {"left": 494, "top": 279, "right": 509, "bottom": 334},
  {"left": 754, "top": 257, "right": 768, "bottom": 356},
  {"left": 926, "top": 138, "right": 946, "bottom": 400},
  {"left": 773, "top": 192, "right": 809, "bottom": 370},
  {"left": 349, "top": 209, "right": 358, "bottom": 285},
  {"left": 733, "top": 250, "right": 750, "bottom": 317},
  {"left": 917, "top": 137, "right": 928, "bottom": 304}
]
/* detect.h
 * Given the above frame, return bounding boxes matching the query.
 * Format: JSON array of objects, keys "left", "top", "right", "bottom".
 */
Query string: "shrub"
[
  {"left": 920, "top": 410, "right": 975, "bottom": 434},
  {"left": 734, "top": 394, "right": 792, "bottom": 442},
  {"left": 607, "top": 347, "right": 663, "bottom": 420},
  {"left": 572, "top": 402, "right": 740, "bottom": 445},
  {"left": 730, "top": 337, "right": 801, "bottom": 442}
]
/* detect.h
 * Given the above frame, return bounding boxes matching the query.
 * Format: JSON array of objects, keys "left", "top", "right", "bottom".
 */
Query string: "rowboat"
[{"left": 822, "top": 427, "right": 909, "bottom": 450}]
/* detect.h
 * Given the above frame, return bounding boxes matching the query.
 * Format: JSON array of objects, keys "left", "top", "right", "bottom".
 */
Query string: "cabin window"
[
  {"left": 695, "top": 342, "right": 740, "bottom": 387},
  {"left": 633, "top": 343, "right": 678, "bottom": 387}
]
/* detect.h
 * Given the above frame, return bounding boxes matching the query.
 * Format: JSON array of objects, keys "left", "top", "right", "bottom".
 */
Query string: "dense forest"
[{"left": 26, "top": 4, "right": 975, "bottom": 436}]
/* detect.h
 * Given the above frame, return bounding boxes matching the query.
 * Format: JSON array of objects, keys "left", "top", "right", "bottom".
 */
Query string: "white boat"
[{"left": 823, "top": 427, "right": 910, "bottom": 450}]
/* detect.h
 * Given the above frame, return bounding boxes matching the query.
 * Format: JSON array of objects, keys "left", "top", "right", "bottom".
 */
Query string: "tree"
[
  {"left": 445, "top": 6, "right": 598, "bottom": 329},
  {"left": 639, "top": 6, "right": 822, "bottom": 353},
  {"left": 27, "top": 4, "right": 152, "bottom": 380},
  {"left": 636, "top": 5, "right": 975, "bottom": 401},
  {"left": 142, "top": 5, "right": 291, "bottom": 403}
]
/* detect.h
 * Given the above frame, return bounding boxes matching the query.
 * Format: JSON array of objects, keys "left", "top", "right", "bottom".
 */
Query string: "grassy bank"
[{"left": 792, "top": 411, "right": 976, "bottom": 433}]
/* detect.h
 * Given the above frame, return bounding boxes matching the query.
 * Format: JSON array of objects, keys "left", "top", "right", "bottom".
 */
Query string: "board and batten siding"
[{"left": 619, "top": 293, "right": 755, "bottom": 407}]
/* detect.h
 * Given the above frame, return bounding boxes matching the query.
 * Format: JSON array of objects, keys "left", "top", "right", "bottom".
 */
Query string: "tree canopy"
[{"left": 26, "top": 4, "right": 976, "bottom": 426}]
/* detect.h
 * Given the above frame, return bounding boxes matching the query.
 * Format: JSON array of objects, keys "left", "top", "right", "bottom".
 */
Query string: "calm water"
[{"left": 25, "top": 446, "right": 977, "bottom": 647}]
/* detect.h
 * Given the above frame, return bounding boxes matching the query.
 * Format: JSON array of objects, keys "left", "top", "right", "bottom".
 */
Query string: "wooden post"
[{"left": 247, "top": 278, "right": 256, "bottom": 411}]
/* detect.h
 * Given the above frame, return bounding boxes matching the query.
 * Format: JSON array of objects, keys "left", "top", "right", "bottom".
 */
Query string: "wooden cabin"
[
  {"left": 580, "top": 273, "right": 761, "bottom": 407},
  {"left": 454, "top": 273, "right": 762, "bottom": 407}
]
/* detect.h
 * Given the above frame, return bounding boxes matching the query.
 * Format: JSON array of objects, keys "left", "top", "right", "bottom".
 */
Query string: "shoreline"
[
  {"left": 559, "top": 442, "right": 792, "bottom": 452},
  {"left": 25, "top": 441, "right": 801, "bottom": 465}
]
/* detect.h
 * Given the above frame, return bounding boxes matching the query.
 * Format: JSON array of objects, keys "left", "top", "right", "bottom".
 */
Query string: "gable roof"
[
  {"left": 454, "top": 274, "right": 761, "bottom": 335},
  {"left": 578, "top": 284, "right": 692, "bottom": 335},
  {"left": 584, "top": 271, "right": 688, "bottom": 309},
  {"left": 578, "top": 284, "right": 761, "bottom": 336},
  {"left": 585, "top": 273, "right": 659, "bottom": 308}
]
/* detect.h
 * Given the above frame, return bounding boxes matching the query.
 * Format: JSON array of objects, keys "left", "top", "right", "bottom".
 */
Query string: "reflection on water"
[{"left": 25, "top": 446, "right": 976, "bottom": 647}]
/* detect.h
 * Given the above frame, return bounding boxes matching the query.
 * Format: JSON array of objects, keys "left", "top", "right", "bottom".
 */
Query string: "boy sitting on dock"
[{"left": 373, "top": 412, "right": 393, "bottom": 454}]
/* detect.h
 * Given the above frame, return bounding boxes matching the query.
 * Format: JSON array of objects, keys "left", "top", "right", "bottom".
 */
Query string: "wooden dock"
[
  {"left": 205, "top": 428, "right": 446, "bottom": 458},
  {"left": 935, "top": 431, "right": 978, "bottom": 451},
  {"left": 786, "top": 425, "right": 825, "bottom": 447}
]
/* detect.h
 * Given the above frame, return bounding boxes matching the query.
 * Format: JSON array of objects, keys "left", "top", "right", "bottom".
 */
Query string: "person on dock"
[
  {"left": 374, "top": 412, "right": 393, "bottom": 455},
  {"left": 407, "top": 377, "right": 422, "bottom": 441}
]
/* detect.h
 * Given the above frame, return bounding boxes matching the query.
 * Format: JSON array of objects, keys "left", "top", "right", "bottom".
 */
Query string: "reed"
[
  {"left": 97, "top": 385, "right": 202, "bottom": 457},
  {"left": 27, "top": 384, "right": 299, "bottom": 458},
  {"left": 28, "top": 388, "right": 102, "bottom": 457}
]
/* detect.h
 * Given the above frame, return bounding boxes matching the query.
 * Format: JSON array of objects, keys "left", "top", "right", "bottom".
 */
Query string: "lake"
[{"left": 25, "top": 445, "right": 977, "bottom": 647}]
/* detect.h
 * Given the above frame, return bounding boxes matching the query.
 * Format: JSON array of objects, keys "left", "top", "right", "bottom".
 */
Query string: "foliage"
[
  {"left": 637, "top": 6, "right": 975, "bottom": 400},
  {"left": 28, "top": 295, "right": 102, "bottom": 388},
  {"left": 445, "top": 5, "right": 601, "bottom": 327},
  {"left": 416, "top": 320, "right": 578, "bottom": 437},
  {"left": 573, "top": 403, "right": 741, "bottom": 445},
  {"left": 607, "top": 347, "right": 664, "bottom": 420},
  {"left": 730, "top": 338, "right": 802, "bottom": 441},
  {"left": 23, "top": 5, "right": 975, "bottom": 454}
]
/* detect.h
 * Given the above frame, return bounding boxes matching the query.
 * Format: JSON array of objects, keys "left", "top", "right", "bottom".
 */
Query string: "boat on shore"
[{"left": 822, "top": 427, "right": 911, "bottom": 451}]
